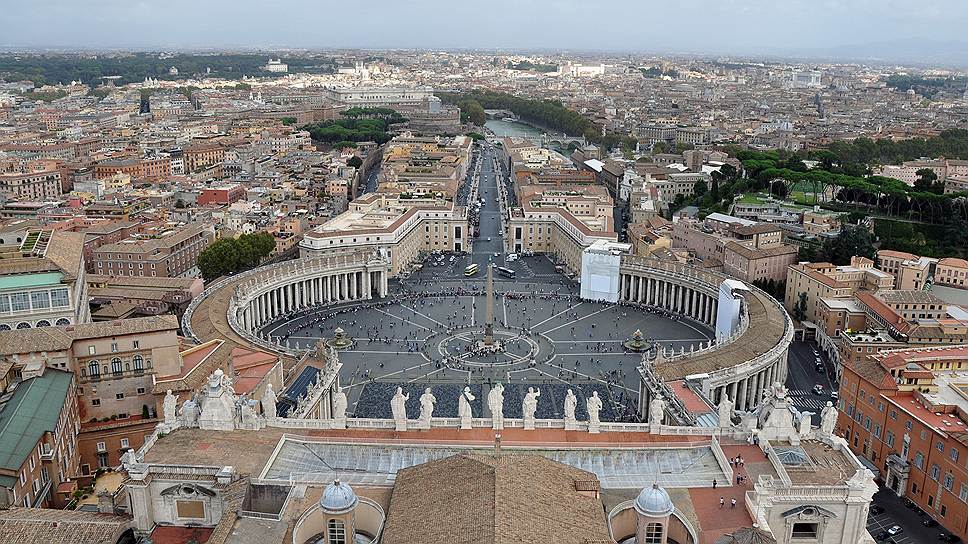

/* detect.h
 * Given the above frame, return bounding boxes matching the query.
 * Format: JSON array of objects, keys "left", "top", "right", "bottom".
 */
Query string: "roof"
[
  {"left": 0, "top": 368, "right": 73, "bottom": 473},
  {"left": 0, "top": 507, "right": 131, "bottom": 544},
  {"left": 0, "top": 315, "right": 178, "bottom": 357},
  {"left": 382, "top": 453, "right": 611, "bottom": 544}
]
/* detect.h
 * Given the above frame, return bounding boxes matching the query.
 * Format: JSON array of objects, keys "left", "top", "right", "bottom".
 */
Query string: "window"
[
  {"left": 111, "top": 358, "right": 122, "bottom": 374},
  {"left": 88, "top": 346, "right": 96, "bottom": 356},
  {"left": 10, "top": 293, "right": 29, "bottom": 312},
  {"left": 50, "top": 288, "right": 69, "bottom": 307},
  {"left": 886, "top": 431, "right": 895, "bottom": 447},
  {"left": 932, "top": 464, "right": 941, "bottom": 480},
  {"left": 132, "top": 340, "right": 140, "bottom": 349},
  {"left": 890, "top": 410, "right": 898, "bottom": 420},
  {"left": 944, "top": 473, "right": 954, "bottom": 490},
  {"left": 88, "top": 360, "right": 100, "bottom": 377},
  {"left": 960, "top": 484, "right": 968, "bottom": 502},
  {"left": 939, "top": 442, "right": 946, "bottom": 453},
  {"left": 30, "top": 291, "right": 49, "bottom": 309},
  {"left": 915, "top": 453, "right": 925, "bottom": 469},
  {"left": 116, "top": 393, "right": 124, "bottom": 400},
  {"left": 96, "top": 442, "right": 106, "bottom": 453},
  {"left": 91, "top": 398, "right": 100, "bottom": 407},
  {"left": 643, "top": 522, "right": 663, "bottom": 543},
  {"left": 133, "top": 355, "right": 144, "bottom": 371},
  {"left": 906, "top": 420, "right": 913, "bottom": 431},
  {"left": 327, "top": 519, "right": 346, "bottom": 544},
  {"left": 952, "top": 449, "right": 960, "bottom": 463},
  {"left": 120, "top": 438, "right": 129, "bottom": 449},
  {"left": 111, "top": 343, "right": 118, "bottom": 353},
  {"left": 96, "top": 452, "right": 108, "bottom": 468},
  {"left": 791, "top": 522, "right": 819, "bottom": 539},
  {"left": 137, "top": 387, "right": 145, "bottom": 395}
]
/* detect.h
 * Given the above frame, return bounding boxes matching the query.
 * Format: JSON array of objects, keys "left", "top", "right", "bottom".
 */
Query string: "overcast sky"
[{"left": 2, "top": 0, "right": 966, "bottom": 60}]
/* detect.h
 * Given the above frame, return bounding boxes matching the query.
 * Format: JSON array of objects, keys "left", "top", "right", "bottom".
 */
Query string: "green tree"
[
  {"left": 693, "top": 180, "right": 708, "bottom": 198},
  {"left": 280, "top": 117, "right": 296, "bottom": 126},
  {"left": 346, "top": 155, "right": 363, "bottom": 168},
  {"left": 819, "top": 225, "right": 876, "bottom": 265},
  {"left": 793, "top": 292, "right": 808, "bottom": 321}
]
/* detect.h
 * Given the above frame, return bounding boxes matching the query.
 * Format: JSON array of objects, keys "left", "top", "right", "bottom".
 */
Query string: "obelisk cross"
[{"left": 484, "top": 263, "right": 495, "bottom": 345}]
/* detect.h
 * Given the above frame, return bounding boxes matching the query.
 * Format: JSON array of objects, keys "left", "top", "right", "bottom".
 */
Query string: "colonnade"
[
  {"left": 240, "top": 268, "right": 388, "bottom": 332},
  {"left": 619, "top": 272, "right": 717, "bottom": 327},
  {"left": 709, "top": 353, "right": 788, "bottom": 412}
]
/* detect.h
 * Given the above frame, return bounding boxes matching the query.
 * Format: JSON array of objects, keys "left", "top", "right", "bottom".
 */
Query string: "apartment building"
[
  {"left": 836, "top": 345, "right": 968, "bottom": 541},
  {"left": 0, "top": 168, "right": 61, "bottom": 200},
  {"left": 875, "top": 249, "right": 935, "bottom": 291},
  {"left": 936, "top": 258, "right": 968, "bottom": 290},
  {"left": 184, "top": 142, "right": 225, "bottom": 174},
  {"left": 784, "top": 257, "right": 895, "bottom": 323},
  {"left": 673, "top": 215, "right": 797, "bottom": 282},
  {"left": 0, "top": 366, "right": 78, "bottom": 509},
  {"left": 0, "top": 229, "right": 90, "bottom": 330},
  {"left": 94, "top": 156, "right": 171, "bottom": 182},
  {"left": 91, "top": 223, "right": 215, "bottom": 278}
]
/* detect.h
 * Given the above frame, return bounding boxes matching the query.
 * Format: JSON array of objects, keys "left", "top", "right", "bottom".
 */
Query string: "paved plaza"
[{"left": 259, "top": 256, "right": 713, "bottom": 422}]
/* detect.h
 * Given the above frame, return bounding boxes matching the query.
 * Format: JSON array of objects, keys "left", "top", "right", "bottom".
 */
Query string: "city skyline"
[{"left": 3, "top": 0, "right": 968, "bottom": 66}]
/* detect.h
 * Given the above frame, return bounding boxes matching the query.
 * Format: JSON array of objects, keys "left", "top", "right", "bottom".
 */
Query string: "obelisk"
[{"left": 484, "top": 263, "right": 495, "bottom": 345}]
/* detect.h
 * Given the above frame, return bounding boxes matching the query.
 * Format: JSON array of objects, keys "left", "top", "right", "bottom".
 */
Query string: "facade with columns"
[{"left": 619, "top": 255, "right": 793, "bottom": 421}]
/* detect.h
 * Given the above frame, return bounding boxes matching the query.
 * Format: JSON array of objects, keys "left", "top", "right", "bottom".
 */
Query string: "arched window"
[
  {"left": 644, "top": 522, "right": 663, "bottom": 544},
  {"left": 88, "top": 361, "right": 100, "bottom": 377},
  {"left": 16, "top": 322, "right": 30, "bottom": 329},
  {"left": 133, "top": 355, "right": 144, "bottom": 371},
  {"left": 55, "top": 318, "right": 71, "bottom": 326},
  {"left": 327, "top": 519, "right": 346, "bottom": 544},
  {"left": 0, "top": 324, "right": 10, "bottom": 331},
  {"left": 111, "top": 358, "right": 123, "bottom": 375},
  {"left": 35, "top": 320, "right": 51, "bottom": 327}
]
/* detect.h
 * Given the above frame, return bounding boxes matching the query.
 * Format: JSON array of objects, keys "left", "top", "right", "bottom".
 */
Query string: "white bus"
[{"left": 464, "top": 264, "right": 479, "bottom": 276}]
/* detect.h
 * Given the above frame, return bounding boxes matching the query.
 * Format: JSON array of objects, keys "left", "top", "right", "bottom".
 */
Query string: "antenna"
[{"left": 301, "top": 442, "right": 340, "bottom": 483}]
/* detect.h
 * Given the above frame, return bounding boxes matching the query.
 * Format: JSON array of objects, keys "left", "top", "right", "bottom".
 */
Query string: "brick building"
[{"left": 91, "top": 223, "right": 215, "bottom": 278}]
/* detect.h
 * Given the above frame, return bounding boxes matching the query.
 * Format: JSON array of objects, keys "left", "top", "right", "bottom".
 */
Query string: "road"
[
  {"left": 784, "top": 340, "right": 838, "bottom": 425},
  {"left": 470, "top": 144, "right": 506, "bottom": 268}
]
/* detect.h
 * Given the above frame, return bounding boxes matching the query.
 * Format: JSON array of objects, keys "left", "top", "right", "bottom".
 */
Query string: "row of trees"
[
  {"left": 302, "top": 109, "right": 406, "bottom": 146},
  {"left": 438, "top": 90, "right": 637, "bottom": 151},
  {"left": 820, "top": 129, "right": 968, "bottom": 168},
  {"left": 0, "top": 53, "right": 334, "bottom": 86},
  {"left": 197, "top": 233, "right": 276, "bottom": 282}
]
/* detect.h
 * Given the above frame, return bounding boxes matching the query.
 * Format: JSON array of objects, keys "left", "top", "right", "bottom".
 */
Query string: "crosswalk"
[{"left": 787, "top": 389, "right": 833, "bottom": 411}]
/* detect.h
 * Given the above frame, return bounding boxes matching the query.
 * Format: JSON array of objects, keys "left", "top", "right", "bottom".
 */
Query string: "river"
[{"left": 484, "top": 118, "right": 543, "bottom": 140}]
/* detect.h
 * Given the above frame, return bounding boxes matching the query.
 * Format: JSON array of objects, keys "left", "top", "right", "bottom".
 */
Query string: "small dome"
[
  {"left": 319, "top": 480, "right": 358, "bottom": 515},
  {"left": 634, "top": 483, "right": 675, "bottom": 517}
]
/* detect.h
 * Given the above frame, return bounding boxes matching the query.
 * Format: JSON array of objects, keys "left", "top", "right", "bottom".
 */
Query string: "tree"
[
  {"left": 819, "top": 225, "right": 876, "bottom": 265},
  {"left": 280, "top": 117, "right": 296, "bottom": 126},
  {"left": 346, "top": 155, "right": 363, "bottom": 168},
  {"left": 693, "top": 180, "right": 708, "bottom": 198},
  {"left": 197, "top": 233, "right": 275, "bottom": 282},
  {"left": 793, "top": 292, "right": 808, "bottom": 321},
  {"left": 914, "top": 168, "right": 939, "bottom": 193},
  {"left": 652, "top": 141, "right": 669, "bottom": 154}
]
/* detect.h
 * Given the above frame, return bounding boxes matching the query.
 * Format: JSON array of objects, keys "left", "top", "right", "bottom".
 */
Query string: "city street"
[{"left": 784, "top": 340, "right": 838, "bottom": 425}]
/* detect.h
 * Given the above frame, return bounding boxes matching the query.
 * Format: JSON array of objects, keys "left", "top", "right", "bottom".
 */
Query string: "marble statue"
[
  {"left": 718, "top": 394, "right": 734, "bottom": 427},
  {"left": 522, "top": 387, "right": 540, "bottom": 420},
  {"left": 649, "top": 395, "right": 666, "bottom": 425},
  {"left": 563, "top": 389, "right": 577, "bottom": 423},
  {"left": 488, "top": 383, "right": 505, "bottom": 430},
  {"left": 798, "top": 411, "right": 815, "bottom": 437},
  {"left": 820, "top": 401, "right": 837, "bottom": 435},
  {"left": 458, "top": 386, "right": 475, "bottom": 420},
  {"left": 198, "top": 369, "right": 238, "bottom": 431},
  {"left": 119, "top": 448, "right": 136, "bottom": 469},
  {"left": 180, "top": 397, "right": 200, "bottom": 427},
  {"left": 332, "top": 387, "right": 348, "bottom": 420},
  {"left": 587, "top": 391, "right": 603, "bottom": 425},
  {"left": 261, "top": 383, "right": 277, "bottom": 418},
  {"left": 522, "top": 387, "right": 540, "bottom": 429},
  {"left": 419, "top": 387, "right": 436, "bottom": 425},
  {"left": 391, "top": 387, "right": 409, "bottom": 429},
  {"left": 163, "top": 390, "right": 177, "bottom": 425}
]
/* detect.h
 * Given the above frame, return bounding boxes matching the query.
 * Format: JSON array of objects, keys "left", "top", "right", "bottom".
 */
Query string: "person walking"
[
  {"left": 730, "top": 498, "right": 736, "bottom": 508},
  {"left": 712, "top": 479, "right": 717, "bottom": 489},
  {"left": 720, "top": 497, "right": 725, "bottom": 509}
]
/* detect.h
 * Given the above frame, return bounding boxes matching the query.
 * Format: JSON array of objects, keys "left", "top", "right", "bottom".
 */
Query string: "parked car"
[
  {"left": 939, "top": 532, "right": 961, "bottom": 542},
  {"left": 870, "top": 504, "right": 885, "bottom": 515},
  {"left": 830, "top": 391, "right": 839, "bottom": 401},
  {"left": 812, "top": 384, "right": 825, "bottom": 395},
  {"left": 887, "top": 525, "right": 903, "bottom": 536},
  {"left": 923, "top": 517, "right": 938, "bottom": 527}
]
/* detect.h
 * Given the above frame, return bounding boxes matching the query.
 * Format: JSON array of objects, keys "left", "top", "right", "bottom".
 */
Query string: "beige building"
[
  {"left": 300, "top": 193, "right": 467, "bottom": 276},
  {"left": 0, "top": 167, "right": 61, "bottom": 200},
  {"left": 784, "top": 257, "right": 894, "bottom": 323},
  {"left": 876, "top": 249, "right": 935, "bottom": 290},
  {"left": 722, "top": 241, "right": 799, "bottom": 283},
  {"left": 935, "top": 257, "right": 968, "bottom": 290},
  {"left": 92, "top": 223, "right": 215, "bottom": 279}
]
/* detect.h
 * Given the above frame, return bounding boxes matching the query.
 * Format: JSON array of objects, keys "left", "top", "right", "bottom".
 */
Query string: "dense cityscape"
[{"left": 2, "top": 5, "right": 968, "bottom": 544}]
